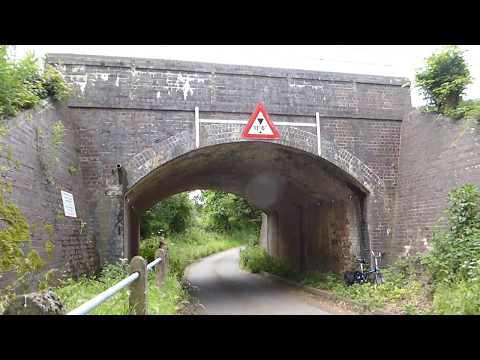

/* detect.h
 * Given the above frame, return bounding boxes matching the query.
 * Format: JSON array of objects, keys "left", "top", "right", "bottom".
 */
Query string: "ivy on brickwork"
[
  {"left": 37, "top": 120, "right": 65, "bottom": 184},
  {"left": 415, "top": 46, "right": 480, "bottom": 121},
  {"left": 0, "top": 118, "right": 61, "bottom": 312},
  {"left": 52, "top": 121, "right": 65, "bottom": 151},
  {"left": 0, "top": 135, "right": 48, "bottom": 307},
  {"left": 68, "top": 165, "right": 78, "bottom": 176}
]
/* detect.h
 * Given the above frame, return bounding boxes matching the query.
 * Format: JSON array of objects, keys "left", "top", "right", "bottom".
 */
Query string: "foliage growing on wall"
[
  {"left": 415, "top": 46, "right": 472, "bottom": 113},
  {"left": 422, "top": 184, "right": 480, "bottom": 283},
  {"left": 68, "top": 165, "right": 78, "bottom": 176},
  {"left": 0, "top": 158, "right": 46, "bottom": 302},
  {"left": 0, "top": 124, "right": 57, "bottom": 306},
  {"left": 415, "top": 46, "right": 480, "bottom": 121},
  {"left": 0, "top": 45, "right": 73, "bottom": 120},
  {"left": 52, "top": 121, "right": 65, "bottom": 153},
  {"left": 37, "top": 120, "right": 65, "bottom": 184}
]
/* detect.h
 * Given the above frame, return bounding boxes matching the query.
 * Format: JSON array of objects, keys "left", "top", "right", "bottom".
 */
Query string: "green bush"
[
  {"left": 139, "top": 236, "right": 162, "bottom": 263},
  {"left": 239, "top": 244, "right": 297, "bottom": 278},
  {"left": 417, "top": 184, "right": 480, "bottom": 314},
  {"left": 239, "top": 244, "right": 268, "bottom": 273},
  {"left": 433, "top": 278, "right": 480, "bottom": 315},
  {"left": 415, "top": 46, "right": 472, "bottom": 114},
  {"left": 41, "top": 64, "right": 72, "bottom": 102},
  {"left": 0, "top": 45, "right": 72, "bottom": 119},
  {"left": 444, "top": 99, "right": 480, "bottom": 121},
  {"left": 140, "top": 193, "right": 193, "bottom": 238},
  {"left": 422, "top": 184, "right": 480, "bottom": 283},
  {"left": 201, "top": 190, "right": 261, "bottom": 233}
]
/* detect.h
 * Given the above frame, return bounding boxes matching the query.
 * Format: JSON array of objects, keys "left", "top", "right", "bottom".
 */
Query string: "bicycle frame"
[
  {"left": 344, "top": 250, "right": 384, "bottom": 285},
  {"left": 359, "top": 251, "right": 382, "bottom": 282}
]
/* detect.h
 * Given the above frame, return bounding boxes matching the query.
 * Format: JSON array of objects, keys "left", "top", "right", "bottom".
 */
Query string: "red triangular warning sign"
[{"left": 241, "top": 103, "right": 280, "bottom": 140}]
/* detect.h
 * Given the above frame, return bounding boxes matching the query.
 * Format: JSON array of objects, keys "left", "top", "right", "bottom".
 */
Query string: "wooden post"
[
  {"left": 164, "top": 248, "right": 169, "bottom": 270},
  {"left": 154, "top": 249, "right": 166, "bottom": 288},
  {"left": 129, "top": 256, "right": 147, "bottom": 315}
]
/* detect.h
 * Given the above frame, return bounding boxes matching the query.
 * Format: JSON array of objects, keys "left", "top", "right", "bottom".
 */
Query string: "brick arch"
[
  {"left": 118, "top": 126, "right": 389, "bottom": 267},
  {"left": 122, "top": 127, "right": 385, "bottom": 197}
]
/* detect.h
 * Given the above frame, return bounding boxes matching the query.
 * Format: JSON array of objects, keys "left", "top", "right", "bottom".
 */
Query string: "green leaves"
[
  {"left": 139, "top": 236, "right": 162, "bottom": 263},
  {"left": 415, "top": 45, "right": 472, "bottom": 114},
  {"left": 0, "top": 45, "right": 72, "bottom": 119},
  {"left": 140, "top": 193, "right": 193, "bottom": 238},
  {"left": 201, "top": 190, "right": 261, "bottom": 233},
  {"left": 42, "top": 64, "right": 72, "bottom": 102},
  {"left": 422, "top": 184, "right": 480, "bottom": 284}
]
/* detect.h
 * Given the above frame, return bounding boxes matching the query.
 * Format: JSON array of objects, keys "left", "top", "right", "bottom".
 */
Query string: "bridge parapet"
[{"left": 47, "top": 53, "right": 410, "bottom": 121}]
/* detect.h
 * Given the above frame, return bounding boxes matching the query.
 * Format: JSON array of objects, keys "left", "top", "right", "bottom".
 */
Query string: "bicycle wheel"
[
  {"left": 344, "top": 271, "right": 355, "bottom": 285},
  {"left": 353, "top": 271, "right": 365, "bottom": 284}
]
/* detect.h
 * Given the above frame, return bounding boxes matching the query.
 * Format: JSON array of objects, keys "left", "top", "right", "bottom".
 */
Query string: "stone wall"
[
  {"left": 0, "top": 103, "right": 97, "bottom": 288},
  {"left": 390, "top": 110, "right": 480, "bottom": 261}
]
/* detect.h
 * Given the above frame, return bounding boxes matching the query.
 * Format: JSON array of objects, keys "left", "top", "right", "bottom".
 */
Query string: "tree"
[
  {"left": 140, "top": 193, "right": 193, "bottom": 238},
  {"left": 201, "top": 190, "right": 261, "bottom": 232},
  {"left": 415, "top": 46, "right": 472, "bottom": 113}
]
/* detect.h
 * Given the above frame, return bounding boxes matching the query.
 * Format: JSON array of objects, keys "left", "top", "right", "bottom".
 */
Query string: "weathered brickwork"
[
  {"left": 0, "top": 104, "right": 98, "bottom": 287},
  {"left": 390, "top": 110, "right": 480, "bottom": 262},
  {"left": 38, "top": 53, "right": 410, "bottom": 271}
]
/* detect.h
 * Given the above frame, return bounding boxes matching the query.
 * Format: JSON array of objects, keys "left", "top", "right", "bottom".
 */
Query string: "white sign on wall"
[{"left": 61, "top": 191, "right": 77, "bottom": 218}]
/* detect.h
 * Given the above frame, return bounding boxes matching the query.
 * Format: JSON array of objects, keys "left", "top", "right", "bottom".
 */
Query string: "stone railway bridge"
[{"left": 42, "top": 54, "right": 410, "bottom": 274}]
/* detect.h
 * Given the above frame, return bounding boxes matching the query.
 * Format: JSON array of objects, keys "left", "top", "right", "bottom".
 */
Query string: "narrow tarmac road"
[{"left": 184, "top": 247, "right": 335, "bottom": 315}]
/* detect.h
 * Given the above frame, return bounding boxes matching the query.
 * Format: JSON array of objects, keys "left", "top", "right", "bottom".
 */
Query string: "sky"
[{"left": 11, "top": 45, "right": 480, "bottom": 107}]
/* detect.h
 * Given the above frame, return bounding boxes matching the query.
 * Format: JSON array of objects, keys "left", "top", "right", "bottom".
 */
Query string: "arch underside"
[{"left": 119, "top": 129, "right": 387, "bottom": 274}]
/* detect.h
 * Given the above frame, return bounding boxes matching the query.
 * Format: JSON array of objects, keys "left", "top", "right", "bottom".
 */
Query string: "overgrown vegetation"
[
  {"left": 240, "top": 183, "right": 480, "bottom": 315},
  {"left": 51, "top": 190, "right": 260, "bottom": 315},
  {"left": 140, "top": 193, "right": 193, "bottom": 238},
  {"left": 239, "top": 245, "right": 429, "bottom": 314},
  {"left": 0, "top": 45, "right": 72, "bottom": 119},
  {"left": 201, "top": 190, "right": 261, "bottom": 233},
  {"left": 36, "top": 120, "right": 66, "bottom": 184},
  {"left": 415, "top": 45, "right": 472, "bottom": 113},
  {"left": 166, "top": 227, "right": 255, "bottom": 276},
  {"left": 415, "top": 45, "right": 480, "bottom": 120},
  {"left": 0, "top": 174, "right": 59, "bottom": 312},
  {"left": 422, "top": 184, "right": 480, "bottom": 283},
  {"left": 421, "top": 184, "right": 480, "bottom": 314},
  {"left": 54, "top": 261, "right": 188, "bottom": 315},
  {"left": 0, "top": 129, "right": 57, "bottom": 311}
]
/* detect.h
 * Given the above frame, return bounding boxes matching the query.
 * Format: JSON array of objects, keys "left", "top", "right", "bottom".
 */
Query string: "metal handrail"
[
  {"left": 67, "top": 256, "right": 163, "bottom": 315},
  {"left": 147, "top": 256, "right": 162, "bottom": 271}
]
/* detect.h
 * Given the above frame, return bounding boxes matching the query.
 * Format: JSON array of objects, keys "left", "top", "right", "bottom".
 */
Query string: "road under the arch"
[{"left": 185, "top": 247, "right": 353, "bottom": 315}]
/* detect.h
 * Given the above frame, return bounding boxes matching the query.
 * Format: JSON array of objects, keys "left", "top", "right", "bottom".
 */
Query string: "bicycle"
[{"left": 344, "top": 250, "right": 384, "bottom": 286}]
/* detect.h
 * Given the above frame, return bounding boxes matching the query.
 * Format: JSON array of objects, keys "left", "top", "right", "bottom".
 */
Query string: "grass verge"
[
  {"left": 239, "top": 244, "right": 433, "bottom": 314},
  {"left": 52, "top": 227, "right": 254, "bottom": 315}
]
